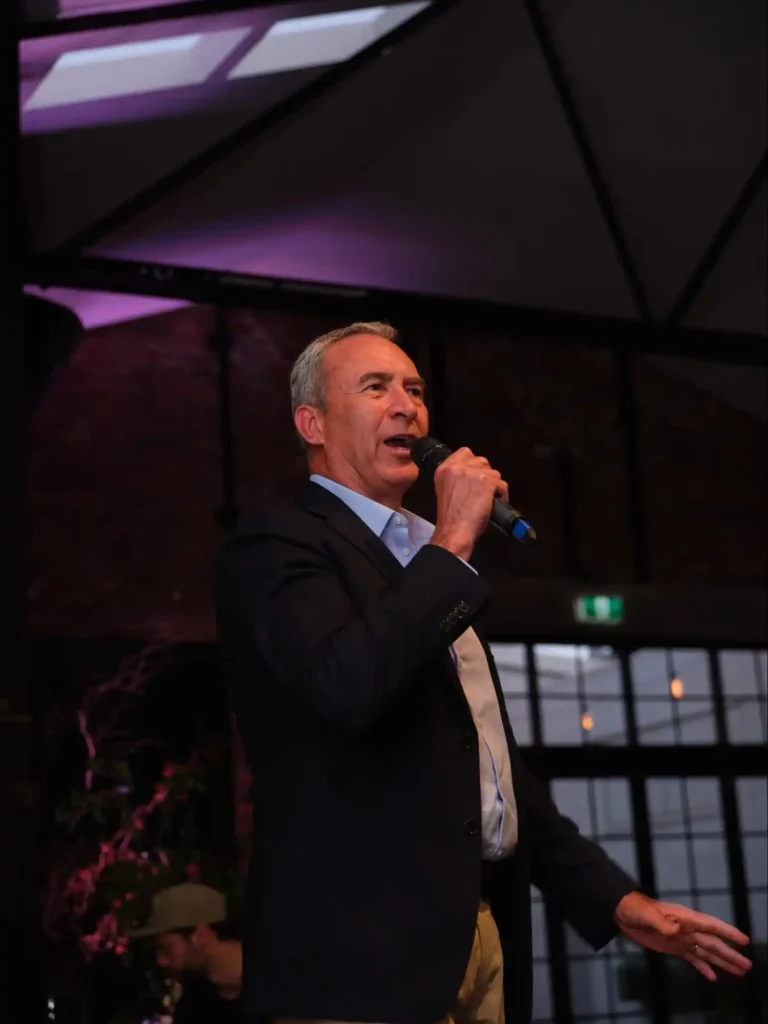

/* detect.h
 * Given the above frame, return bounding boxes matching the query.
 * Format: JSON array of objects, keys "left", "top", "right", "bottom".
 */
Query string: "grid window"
[
  {"left": 491, "top": 643, "right": 534, "bottom": 745},
  {"left": 646, "top": 776, "right": 740, "bottom": 949},
  {"left": 719, "top": 650, "right": 768, "bottom": 744},
  {"left": 551, "top": 778, "right": 633, "bottom": 843},
  {"left": 535, "top": 644, "right": 627, "bottom": 746},
  {"left": 736, "top": 777, "right": 768, "bottom": 945},
  {"left": 549, "top": 779, "right": 647, "bottom": 1020},
  {"left": 488, "top": 644, "right": 766, "bottom": 1020},
  {"left": 631, "top": 649, "right": 716, "bottom": 746}
]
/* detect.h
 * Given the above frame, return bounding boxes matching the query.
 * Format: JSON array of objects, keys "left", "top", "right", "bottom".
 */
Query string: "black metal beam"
[
  {"left": 524, "top": 0, "right": 655, "bottom": 325},
  {"left": 667, "top": 151, "right": 768, "bottom": 327},
  {"left": 520, "top": 744, "right": 766, "bottom": 778},
  {"left": 25, "top": 253, "right": 768, "bottom": 365},
  {"left": 20, "top": 0, "right": 330, "bottom": 39},
  {"left": 51, "top": 0, "right": 459, "bottom": 255}
]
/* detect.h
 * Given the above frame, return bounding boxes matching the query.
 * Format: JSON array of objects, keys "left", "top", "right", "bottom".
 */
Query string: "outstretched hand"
[{"left": 615, "top": 891, "right": 752, "bottom": 982}]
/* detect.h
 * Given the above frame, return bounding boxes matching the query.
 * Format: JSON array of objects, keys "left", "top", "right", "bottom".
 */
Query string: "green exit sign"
[{"left": 574, "top": 595, "right": 624, "bottom": 625}]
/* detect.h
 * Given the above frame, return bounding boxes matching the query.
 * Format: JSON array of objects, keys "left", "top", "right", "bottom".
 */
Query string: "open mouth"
[{"left": 383, "top": 435, "right": 415, "bottom": 452}]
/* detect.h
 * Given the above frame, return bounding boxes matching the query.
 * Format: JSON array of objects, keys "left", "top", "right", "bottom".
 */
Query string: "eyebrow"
[{"left": 357, "top": 371, "right": 427, "bottom": 390}]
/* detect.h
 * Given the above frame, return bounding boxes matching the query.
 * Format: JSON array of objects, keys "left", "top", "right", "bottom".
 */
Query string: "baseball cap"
[{"left": 129, "top": 883, "right": 226, "bottom": 938}]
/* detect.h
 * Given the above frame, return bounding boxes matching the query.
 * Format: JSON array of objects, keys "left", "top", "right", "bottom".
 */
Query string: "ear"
[{"left": 294, "top": 404, "right": 325, "bottom": 447}]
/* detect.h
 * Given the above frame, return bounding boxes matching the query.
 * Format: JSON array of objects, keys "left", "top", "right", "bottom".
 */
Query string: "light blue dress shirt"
[{"left": 310, "top": 474, "right": 518, "bottom": 860}]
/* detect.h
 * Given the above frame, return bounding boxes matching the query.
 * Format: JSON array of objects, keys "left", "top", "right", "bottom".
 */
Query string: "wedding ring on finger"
[{"left": 692, "top": 943, "right": 702, "bottom": 957}]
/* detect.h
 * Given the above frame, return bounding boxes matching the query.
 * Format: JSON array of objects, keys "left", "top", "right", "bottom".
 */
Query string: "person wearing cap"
[{"left": 129, "top": 883, "right": 242, "bottom": 1023}]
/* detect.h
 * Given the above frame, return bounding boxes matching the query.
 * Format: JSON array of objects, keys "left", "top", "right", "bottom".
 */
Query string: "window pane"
[
  {"left": 587, "top": 699, "right": 627, "bottom": 745},
  {"left": 504, "top": 695, "right": 532, "bottom": 746},
  {"left": 531, "top": 962, "right": 552, "bottom": 1020},
  {"left": 692, "top": 836, "right": 730, "bottom": 890},
  {"left": 552, "top": 779, "right": 592, "bottom": 833},
  {"left": 647, "top": 778, "right": 723, "bottom": 836},
  {"left": 541, "top": 698, "right": 583, "bottom": 744},
  {"left": 635, "top": 699, "right": 677, "bottom": 744},
  {"left": 569, "top": 956, "right": 610, "bottom": 1016},
  {"left": 599, "top": 839, "right": 638, "bottom": 877},
  {"left": 725, "top": 698, "right": 766, "bottom": 743},
  {"left": 491, "top": 643, "right": 534, "bottom": 745},
  {"left": 758, "top": 652, "right": 768, "bottom": 696},
  {"left": 684, "top": 779, "right": 723, "bottom": 830},
  {"left": 490, "top": 643, "right": 528, "bottom": 698},
  {"left": 653, "top": 837, "right": 693, "bottom": 892},
  {"left": 697, "top": 891, "right": 735, "bottom": 925},
  {"left": 678, "top": 703, "right": 717, "bottom": 743},
  {"left": 720, "top": 649, "right": 765, "bottom": 696},
  {"left": 743, "top": 836, "right": 768, "bottom": 890},
  {"left": 749, "top": 890, "right": 767, "bottom": 943},
  {"left": 592, "top": 778, "right": 633, "bottom": 837},
  {"left": 737, "top": 777, "right": 767, "bottom": 832},
  {"left": 582, "top": 647, "right": 623, "bottom": 697},
  {"left": 530, "top": 895, "right": 548, "bottom": 959}
]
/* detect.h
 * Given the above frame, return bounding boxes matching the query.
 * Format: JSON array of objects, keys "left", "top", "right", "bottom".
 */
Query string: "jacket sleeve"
[
  {"left": 216, "top": 525, "right": 489, "bottom": 734},
  {"left": 517, "top": 757, "right": 638, "bottom": 950}
]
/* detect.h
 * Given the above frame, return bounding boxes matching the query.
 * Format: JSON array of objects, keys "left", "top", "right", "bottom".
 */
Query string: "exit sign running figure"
[{"left": 574, "top": 595, "right": 624, "bottom": 625}]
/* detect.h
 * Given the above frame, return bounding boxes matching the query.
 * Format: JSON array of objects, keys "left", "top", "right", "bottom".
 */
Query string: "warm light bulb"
[
  {"left": 670, "top": 677, "right": 684, "bottom": 699},
  {"left": 581, "top": 712, "right": 594, "bottom": 731}
]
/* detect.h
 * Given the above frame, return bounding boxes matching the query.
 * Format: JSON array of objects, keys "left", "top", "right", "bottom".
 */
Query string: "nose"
[{"left": 389, "top": 383, "right": 418, "bottom": 420}]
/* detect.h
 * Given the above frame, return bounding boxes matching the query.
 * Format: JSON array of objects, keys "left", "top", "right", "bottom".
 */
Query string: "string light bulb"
[
  {"left": 580, "top": 712, "right": 594, "bottom": 731},
  {"left": 670, "top": 677, "right": 684, "bottom": 699}
]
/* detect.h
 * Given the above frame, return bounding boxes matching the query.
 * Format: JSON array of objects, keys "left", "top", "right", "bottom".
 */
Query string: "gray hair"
[{"left": 289, "top": 321, "right": 398, "bottom": 418}]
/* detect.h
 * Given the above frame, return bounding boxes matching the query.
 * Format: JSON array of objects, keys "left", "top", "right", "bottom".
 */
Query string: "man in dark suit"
[{"left": 216, "top": 322, "right": 751, "bottom": 1024}]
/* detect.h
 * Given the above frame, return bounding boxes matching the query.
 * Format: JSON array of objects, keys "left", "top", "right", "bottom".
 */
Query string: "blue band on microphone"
[{"left": 512, "top": 519, "right": 531, "bottom": 540}]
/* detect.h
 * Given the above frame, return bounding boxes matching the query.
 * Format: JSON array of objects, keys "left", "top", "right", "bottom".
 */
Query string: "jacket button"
[
  {"left": 462, "top": 733, "right": 473, "bottom": 751},
  {"left": 463, "top": 818, "right": 480, "bottom": 837}
]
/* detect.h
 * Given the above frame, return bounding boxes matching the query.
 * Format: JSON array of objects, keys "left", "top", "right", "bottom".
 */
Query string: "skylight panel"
[
  {"left": 25, "top": 27, "right": 251, "bottom": 109},
  {"left": 228, "top": 2, "right": 430, "bottom": 80}
]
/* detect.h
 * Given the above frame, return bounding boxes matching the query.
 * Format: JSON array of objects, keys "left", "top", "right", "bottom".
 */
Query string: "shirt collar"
[{"left": 310, "top": 474, "right": 434, "bottom": 542}]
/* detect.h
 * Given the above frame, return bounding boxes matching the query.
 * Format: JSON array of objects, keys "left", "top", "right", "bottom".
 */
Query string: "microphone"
[{"left": 411, "top": 436, "right": 537, "bottom": 545}]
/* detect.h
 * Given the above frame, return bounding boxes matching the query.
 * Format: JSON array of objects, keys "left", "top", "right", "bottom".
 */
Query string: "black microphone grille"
[{"left": 410, "top": 436, "right": 452, "bottom": 470}]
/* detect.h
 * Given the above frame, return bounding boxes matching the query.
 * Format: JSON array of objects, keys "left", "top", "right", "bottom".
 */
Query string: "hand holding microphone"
[{"left": 411, "top": 437, "right": 536, "bottom": 562}]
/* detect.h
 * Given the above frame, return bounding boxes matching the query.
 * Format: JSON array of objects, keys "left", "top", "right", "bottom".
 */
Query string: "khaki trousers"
[{"left": 277, "top": 901, "right": 504, "bottom": 1024}]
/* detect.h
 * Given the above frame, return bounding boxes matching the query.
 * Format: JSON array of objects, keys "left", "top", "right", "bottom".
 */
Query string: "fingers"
[
  {"left": 683, "top": 950, "right": 717, "bottom": 983},
  {"left": 437, "top": 450, "right": 503, "bottom": 492},
  {"left": 661, "top": 903, "right": 751, "bottom": 945},
  {"left": 691, "top": 935, "right": 753, "bottom": 975}
]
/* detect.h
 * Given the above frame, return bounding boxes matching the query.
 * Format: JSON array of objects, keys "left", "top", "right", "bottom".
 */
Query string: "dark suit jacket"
[{"left": 215, "top": 482, "right": 637, "bottom": 1024}]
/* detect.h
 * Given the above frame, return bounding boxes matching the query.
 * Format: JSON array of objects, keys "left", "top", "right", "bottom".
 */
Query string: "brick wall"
[{"left": 27, "top": 305, "right": 766, "bottom": 640}]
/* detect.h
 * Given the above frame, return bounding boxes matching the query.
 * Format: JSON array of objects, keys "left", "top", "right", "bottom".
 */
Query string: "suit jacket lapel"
[
  {"left": 297, "top": 481, "right": 474, "bottom": 720},
  {"left": 297, "top": 481, "right": 404, "bottom": 585}
]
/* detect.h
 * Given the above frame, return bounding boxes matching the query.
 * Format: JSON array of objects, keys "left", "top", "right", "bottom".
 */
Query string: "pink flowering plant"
[{"left": 44, "top": 639, "right": 231, "bottom": 973}]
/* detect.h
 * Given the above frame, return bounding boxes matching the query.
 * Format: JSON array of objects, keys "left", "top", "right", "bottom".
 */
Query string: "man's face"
[
  {"left": 297, "top": 333, "right": 429, "bottom": 507},
  {"left": 153, "top": 930, "right": 205, "bottom": 978}
]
